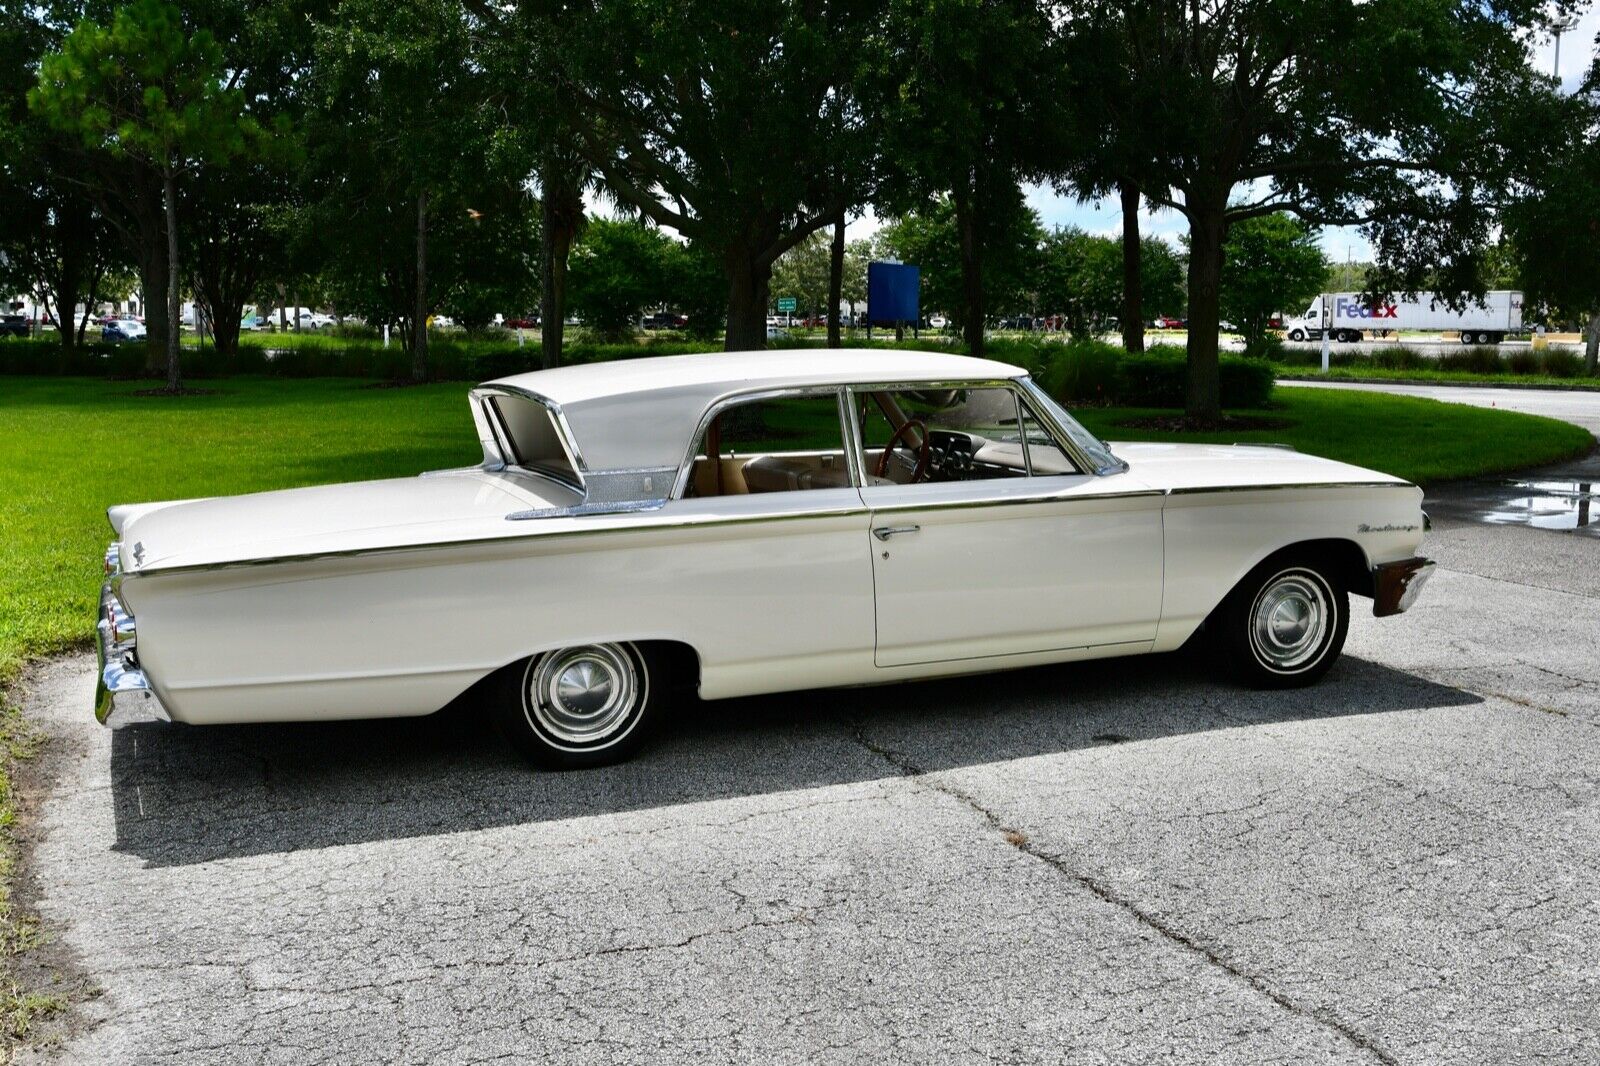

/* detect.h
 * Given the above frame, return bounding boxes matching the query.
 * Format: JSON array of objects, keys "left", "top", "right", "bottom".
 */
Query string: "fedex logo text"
[{"left": 1334, "top": 297, "right": 1398, "bottom": 321}]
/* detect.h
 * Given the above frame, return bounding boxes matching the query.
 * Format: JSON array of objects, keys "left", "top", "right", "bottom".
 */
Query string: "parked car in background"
[
  {"left": 238, "top": 314, "right": 265, "bottom": 332},
  {"left": 95, "top": 349, "right": 1434, "bottom": 769},
  {"left": 101, "top": 318, "right": 147, "bottom": 343},
  {"left": 929, "top": 315, "right": 950, "bottom": 329},
  {"left": 643, "top": 312, "right": 688, "bottom": 330},
  {"left": 1152, "top": 316, "right": 1187, "bottom": 329},
  {"left": 505, "top": 315, "right": 540, "bottom": 329},
  {"left": 0, "top": 314, "right": 31, "bottom": 338}
]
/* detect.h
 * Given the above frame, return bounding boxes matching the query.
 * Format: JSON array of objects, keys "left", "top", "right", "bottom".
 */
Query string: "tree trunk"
[
  {"left": 1119, "top": 178, "right": 1145, "bottom": 354},
  {"left": 138, "top": 239, "right": 170, "bottom": 374},
  {"left": 723, "top": 244, "right": 772, "bottom": 352},
  {"left": 412, "top": 189, "right": 430, "bottom": 382},
  {"left": 1183, "top": 205, "right": 1226, "bottom": 422},
  {"left": 827, "top": 214, "right": 845, "bottom": 348},
  {"left": 212, "top": 310, "right": 242, "bottom": 359},
  {"left": 1586, "top": 311, "right": 1600, "bottom": 375},
  {"left": 540, "top": 190, "right": 577, "bottom": 370},
  {"left": 953, "top": 184, "right": 985, "bottom": 358},
  {"left": 163, "top": 166, "right": 182, "bottom": 392}
]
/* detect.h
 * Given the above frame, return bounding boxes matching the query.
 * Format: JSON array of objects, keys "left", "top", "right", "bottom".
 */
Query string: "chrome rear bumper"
[
  {"left": 96, "top": 544, "right": 169, "bottom": 727},
  {"left": 1371, "top": 557, "right": 1436, "bottom": 617}
]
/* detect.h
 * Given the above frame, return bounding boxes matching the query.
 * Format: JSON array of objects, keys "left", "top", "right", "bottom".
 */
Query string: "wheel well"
[
  {"left": 636, "top": 640, "right": 703, "bottom": 697},
  {"left": 1262, "top": 539, "right": 1373, "bottom": 598}
]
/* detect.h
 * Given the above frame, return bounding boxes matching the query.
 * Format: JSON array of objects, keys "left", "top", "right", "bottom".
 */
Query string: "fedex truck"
[{"left": 1284, "top": 291, "right": 1523, "bottom": 345}]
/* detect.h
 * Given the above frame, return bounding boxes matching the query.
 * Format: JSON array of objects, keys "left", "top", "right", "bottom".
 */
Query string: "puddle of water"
[{"left": 1476, "top": 480, "right": 1597, "bottom": 530}]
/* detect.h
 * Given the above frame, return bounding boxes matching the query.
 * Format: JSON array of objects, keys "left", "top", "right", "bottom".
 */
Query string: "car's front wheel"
[
  {"left": 493, "top": 642, "right": 663, "bottom": 768},
  {"left": 1214, "top": 556, "right": 1348, "bottom": 688}
]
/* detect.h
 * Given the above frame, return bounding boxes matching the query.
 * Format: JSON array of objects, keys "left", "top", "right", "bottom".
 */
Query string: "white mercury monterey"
[{"left": 97, "top": 350, "right": 1434, "bottom": 767}]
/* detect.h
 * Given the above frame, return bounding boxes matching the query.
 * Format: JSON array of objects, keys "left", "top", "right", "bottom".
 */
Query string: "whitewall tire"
[
  {"left": 1214, "top": 557, "right": 1348, "bottom": 688},
  {"left": 493, "top": 642, "right": 663, "bottom": 768}
]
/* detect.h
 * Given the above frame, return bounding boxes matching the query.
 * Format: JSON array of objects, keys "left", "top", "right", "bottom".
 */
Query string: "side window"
[
  {"left": 684, "top": 393, "right": 851, "bottom": 497},
  {"left": 857, "top": 387, "right": 1029, "bottom": 485},
  {"left": 1019, "top": 401, "right": 1079, "bottom": 475}
]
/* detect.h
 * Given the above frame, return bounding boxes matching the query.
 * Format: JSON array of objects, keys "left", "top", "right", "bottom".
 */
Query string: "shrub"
[
  {"left": 1035, "top": 339, "right": 1120, "bottom": 404},
  {"left": 1369, "top": 346, "right": 1429, "bottom": 371},
  {"left": 1541, "top": 348, "right": 1584, "bottom": 378},
  {"left": 1438, "top": 346, "right": 1504, "bottom": 374},
  {"left": 1112, "top": 353, "right": 1274, "bottom": 409},
  {"left": 1506, "top": 349, "right": 1541, "bottom": 375}
]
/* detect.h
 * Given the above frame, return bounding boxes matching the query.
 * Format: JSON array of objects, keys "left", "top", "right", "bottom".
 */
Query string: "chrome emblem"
[
  {"left": 131, "top": 541, "right": 146, "bottom": 566},
  {"left": 1358, "top": 523, "right": 1420, "bottom": 533}
]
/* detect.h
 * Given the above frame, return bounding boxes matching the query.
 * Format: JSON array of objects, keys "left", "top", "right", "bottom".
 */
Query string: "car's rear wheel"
[
  {"left": 493, "top": 642, "right": 662, "bottom": 768},
  {"left": 1214, "top": 556, "right": 1348, "bottom": 688}
]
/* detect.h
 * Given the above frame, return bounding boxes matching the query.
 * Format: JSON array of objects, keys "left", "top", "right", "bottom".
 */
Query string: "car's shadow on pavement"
[{"left": 108, "top": 652, "right": 1480, "bottom": 867}]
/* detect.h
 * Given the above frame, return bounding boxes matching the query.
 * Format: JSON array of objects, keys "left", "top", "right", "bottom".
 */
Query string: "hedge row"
[
  {"left": 0, "top": 333, "right": 1276, "bottom": 410},
  {"left": 1035, "top": 339, "right": 1275, "bottom": 409},
  {"left": 1275, "top": 343, "right": 1593, "bottom": 378},
  {"left": 0, "top": 336, "right": 708, "bottom": 380}
]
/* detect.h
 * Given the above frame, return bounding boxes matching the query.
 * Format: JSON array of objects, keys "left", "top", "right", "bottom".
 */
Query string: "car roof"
[
  {"left": 480, "top": 348, "right": 1029, "bottom": 475},
  {"left": 485, "top": 348, "right": 1024, "bottom": 407}
]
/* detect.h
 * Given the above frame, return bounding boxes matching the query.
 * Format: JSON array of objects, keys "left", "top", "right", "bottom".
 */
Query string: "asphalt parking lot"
[{"left": 17, "top": 493, "right": 1600, "bottom": 1064}]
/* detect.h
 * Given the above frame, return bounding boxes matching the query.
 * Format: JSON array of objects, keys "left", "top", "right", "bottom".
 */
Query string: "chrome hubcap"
[
  {"left": 1250, "top": 572, "right": 1329, "bottom": 671},
  {"left": 526, "top": 644, "right": 638, "bottom": 745}
]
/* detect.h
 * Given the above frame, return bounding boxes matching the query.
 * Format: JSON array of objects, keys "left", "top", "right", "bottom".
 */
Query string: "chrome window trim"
[
  {"left": 470, "top": 385, "right": 590, "bottom": 493},
  {"left": 669, "top": 385, "right": 855, "bottom": 500},
  {"left": 1014, "top": 389, "right": 1034, "bottom": 476},
  {"left": 845, "top": 378, "right": 1095, "bottom": 480},
  {"left": 1015, "top": 377, "right": 1123, "bottom": 476}
]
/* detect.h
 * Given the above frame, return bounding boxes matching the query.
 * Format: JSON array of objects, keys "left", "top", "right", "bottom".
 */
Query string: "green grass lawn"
[{"left": 1074, "top": 386, "right": 1593, "bottom": 485}]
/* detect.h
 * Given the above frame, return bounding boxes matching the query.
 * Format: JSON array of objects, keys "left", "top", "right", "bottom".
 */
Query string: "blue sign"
[{"left": 867, "top": 262, "right": 920, "bottom": 325}]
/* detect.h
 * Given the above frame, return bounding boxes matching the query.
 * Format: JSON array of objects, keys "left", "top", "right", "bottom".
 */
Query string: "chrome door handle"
[{"left": 873, "top": 525, "right": 921, "bottom": 541}]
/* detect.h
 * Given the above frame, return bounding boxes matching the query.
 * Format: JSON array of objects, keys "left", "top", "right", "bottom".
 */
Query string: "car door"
[{"left": 854, "top": 383, "right": 1164, "bottom": 668}]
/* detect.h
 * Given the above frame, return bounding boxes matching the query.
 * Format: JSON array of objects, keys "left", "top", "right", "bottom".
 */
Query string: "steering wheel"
[{"left": 874, "top": 418, "right": 932, "bottom": 483}]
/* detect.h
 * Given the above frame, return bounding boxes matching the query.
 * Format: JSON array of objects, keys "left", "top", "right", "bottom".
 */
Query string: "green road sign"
[{"left": 776, "top": 297, "right": 797, "bottom": 313}]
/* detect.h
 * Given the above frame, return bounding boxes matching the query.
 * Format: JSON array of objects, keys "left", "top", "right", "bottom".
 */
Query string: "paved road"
[
  {"left": 19, "top": 506, "right": 1600, "bottom": 1064},
  {"left": 1282, "top": 378, "right": 1600, "bottom": 436}
]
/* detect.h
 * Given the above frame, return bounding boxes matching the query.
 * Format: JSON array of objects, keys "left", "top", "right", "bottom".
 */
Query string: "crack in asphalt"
[{"left": 845, "top": 718, "right": 1401, "bottom": 1066}]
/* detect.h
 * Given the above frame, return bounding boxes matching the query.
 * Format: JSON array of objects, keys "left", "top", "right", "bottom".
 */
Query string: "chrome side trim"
[
  {"left": 867, "top": 488, "right": 1165, "bottom": 516},
  {"left": 507, "top": 499, "right": 668, "bottom": 521},
  {"left": 1165, "top": 480, "right": 1416, "bottom": 496},
  {"left": 131, "top": 506, "right": 874, "bottom": 577}
]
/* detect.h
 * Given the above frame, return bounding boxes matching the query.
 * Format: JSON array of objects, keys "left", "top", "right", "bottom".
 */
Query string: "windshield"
[{"left": 1019, "top": 379, "right": 1122, "bottom": 474}]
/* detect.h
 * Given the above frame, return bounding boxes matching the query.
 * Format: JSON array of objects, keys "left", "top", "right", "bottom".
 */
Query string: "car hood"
[
  {"left": 1109, "top": 441, "right": 1411, "bottom": 493},
  {"left": 118, "top": 469, "right": 580, "bottom": 573}
]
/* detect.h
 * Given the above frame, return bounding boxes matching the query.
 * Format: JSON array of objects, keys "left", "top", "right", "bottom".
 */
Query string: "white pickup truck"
[{"left": 1284, "top": 291, "right": 1523, "bottom": 345}]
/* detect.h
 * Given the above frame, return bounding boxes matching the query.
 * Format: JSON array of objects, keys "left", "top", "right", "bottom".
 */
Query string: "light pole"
[{"left": 1554, "top": 18, "right": 1577, "bottom": 82}]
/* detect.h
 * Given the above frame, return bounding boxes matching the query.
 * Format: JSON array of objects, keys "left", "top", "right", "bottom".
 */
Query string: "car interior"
[{"left": 684, "top": 387, "right": 1078, "bottom": 498}]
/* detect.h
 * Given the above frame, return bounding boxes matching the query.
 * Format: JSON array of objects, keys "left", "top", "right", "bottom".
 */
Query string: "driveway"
[{"left": 18, "top": 503, "right": 1600, "bottom": 1065}]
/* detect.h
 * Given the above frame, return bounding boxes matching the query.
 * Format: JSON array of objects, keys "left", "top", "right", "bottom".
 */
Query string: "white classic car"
[{"left": 97, "top": 350, "right": 1434, "bottom": 767}]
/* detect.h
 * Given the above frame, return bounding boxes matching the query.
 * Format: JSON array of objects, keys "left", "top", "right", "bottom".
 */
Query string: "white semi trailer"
[{"left": 1284, "top": 290, "right": 1523, "bottom": 345}]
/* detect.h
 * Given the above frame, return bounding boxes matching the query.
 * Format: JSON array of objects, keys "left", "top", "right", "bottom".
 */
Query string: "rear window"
[{"left": 489, "top": 395, "right": 581, "bottom": 487}]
